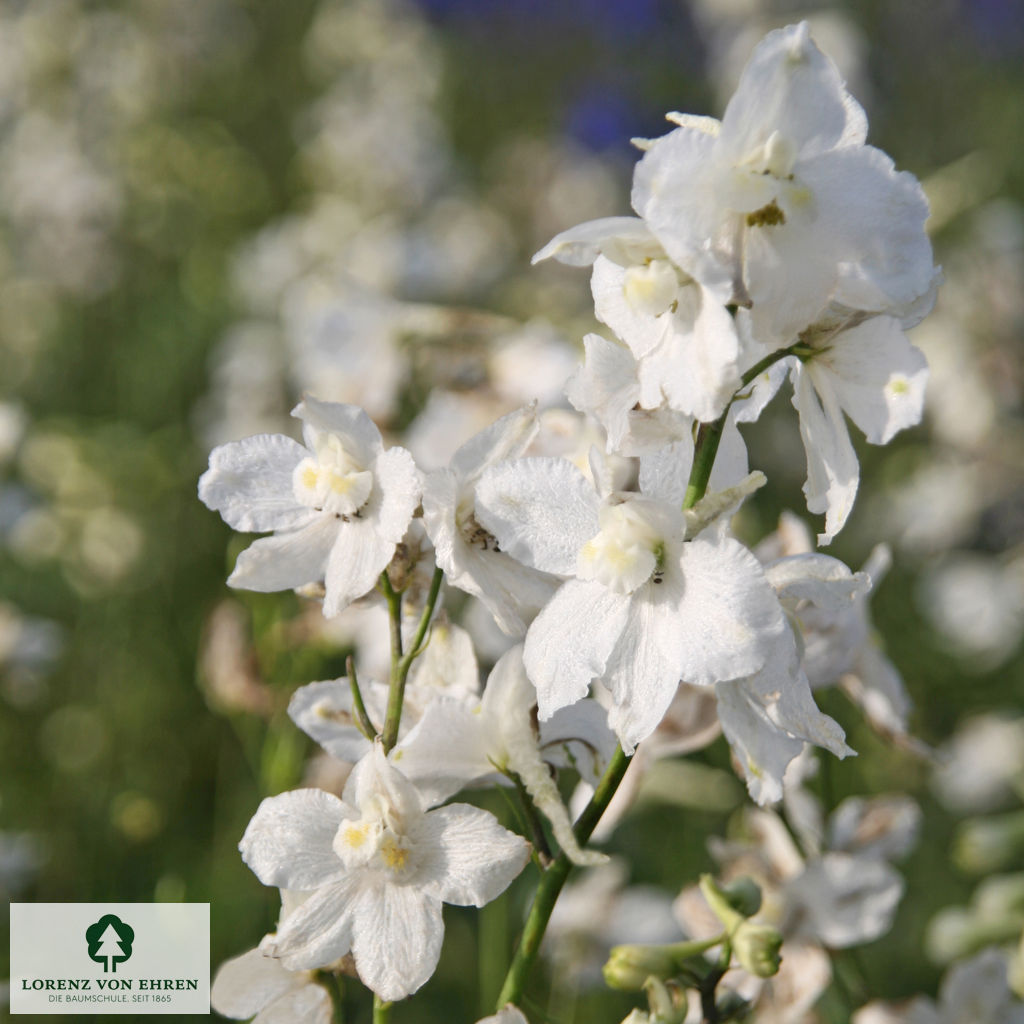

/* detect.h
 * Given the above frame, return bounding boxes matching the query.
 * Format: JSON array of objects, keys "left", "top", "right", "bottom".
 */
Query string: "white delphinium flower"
[
  {"left": 757, "top": 512, "right": 914, "bottom": 738},
  {"left": 676, "top": 771, "right": 918, "bottom": 1020},
  {"left": 535, "top": 216, "right": 741, "bottom": 423},
  {"left": 199, "top": 397, "right": 420, "bottom": 618},
  {"left": 421, "top": 405, "right": 558, "bottom": 637},
  {"left": 632, "top": 22, "right": 934, "bottom": 350},
  {"left": 475, "top": 453, "right": 786, "bottom": 752},
  {"left": 787, "top": 308, "right": 930, "bottom": 543},
  {"left": 240, "top": 744, "right": 529, "bottom": 1001},
  {"left": 288, "top": 620, "right": 481, "bottom": 763},
  {"left": 393, "top": 645, "right": 616, "bottom": 866},
  {"left": 852, "top": 948, "right": 1024, "bottom": 1024}
]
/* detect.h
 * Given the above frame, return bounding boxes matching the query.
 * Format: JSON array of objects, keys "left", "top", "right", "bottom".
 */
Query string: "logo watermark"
[{"left": 10, "top": 903, "right": 209, "bottom": 1014}]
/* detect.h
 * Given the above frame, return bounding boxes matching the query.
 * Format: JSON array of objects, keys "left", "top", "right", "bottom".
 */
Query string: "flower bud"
[
  {"left": 732, "top": 920, "right": 783, "bottom": 978},
  {"left": 698, "top": 874, "right": 744, "bottom": 933},
  {"left": 604, "top": 945, "right": 679, "bottom": 992},
  {"left": 719, "top": 876, "right": 763, "bottom": 918},
  {"left": 643, "top": 977, "right": 688, "bottom": 1024}
]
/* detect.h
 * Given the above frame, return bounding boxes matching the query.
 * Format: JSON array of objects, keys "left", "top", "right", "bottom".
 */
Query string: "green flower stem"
[
  {"left": 346, "top": 654, "right": 379, "bottom": 740},
  {"left": 684, "top": 344, "right": 795, "bottom": 512},
  {"left": 372, "top": 993, "right": 392, "bottom": 1024},
  {"left": 380, "top": 566, "right": 445, "bottom": 753},
  {"left": 495, "top": 744, "right": 631, "bottom": 1009},
  {"left": 493, "top": 345, "right": 797, "bottom": 1011},
  {"left": 318, "top": 971, "right": 345, "bottom": 1024}
]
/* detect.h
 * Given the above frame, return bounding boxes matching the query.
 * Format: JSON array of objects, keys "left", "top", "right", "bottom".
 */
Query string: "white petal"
[
  {"left": 719, "top": 22, "right": 866, "bottom": 164},
  {"left": 350, "top": 881, "right": 443, "bottom": 1001},
  {"left": 240, "top": 789, "right": 348, "bottom": 890},
  {"left": 765, "top": 553, "right": 869, "bottom": 613},
  {"left": 322, "top": 518, "right": 393, "bottom": 618},
  {"left": 288, "top": 680, "right": 391, "bottom": 761},
  {"left": 565, "top": 333, "right": 642, "bottom": 453},
  {"left": 368, "top": 446, "right": 422, "bottom": 545},
  {"left": 805, "top": 146, "right": 933, "bottom": 313},
  {"left": 293, "top": 397, "right": 382, "bottom": 468},
  {"left": 413, "top": 804, "right": 530, "bottom": 906},
  {"left": 228, "top": 518, "right": 338, "bottom": 592},
  {"left": 789, "top": 852, "right": 903, "bottom": 948},
  {"left": 791, "top": 361, "right": 859, "bottom": 545},
  {"left": 675, "top": 536, "right": 785, "bottom": 685},
  {"left": 813, "top": 317, "right": 928, "bottom": 445},
  {"left": 716, "top": 680, "right": 799, "bottom": 805},
  {"left": 211, "top": 948, "right": 301, "bottom": 1019},
  {"left": 199, "top": 434, "right": 316, "bottom": 534},
  {"left": 631, "top": 126, "right": 730, "bottom": 295},
  {"left": 532, "top": 216, "right": 660, "bottom": 267},
  {"left": 450, "top": 405, "right": 539, "bottom": 480},
  {"left": 267, "top": 875, "right": 361, "bottom": 970},
  {"left": 828, "top": 794, "right": 921, "bottom": 861},
  {"left": 539, "top": 698, "right": 616, "bottom": 785},
  {"left": 255, "top": 983, "right": 333, "bottom": 1024},
  {"left": 343, "top": 743, "right": 424, "bottom": 825},
  {"left": 524, "top": 580, "right": 630, "bottom": 719},
  {"left": 604, "top": 581, "right": 689, "bottom": 752},
  {"left": 392, "top": 698, "right": 495, "bottom": 807},
  {"left": 841, "top": 644, "right": 912, "bottom": 736},
  {"left": 475, "top": 457, "right": 600, "bottom": 576},
  {"left": 475, "top": 1008, "right": 530, "bottom": 1024},
  {"left": 591, "top": 257, "right": 671, "bottom": 362}
]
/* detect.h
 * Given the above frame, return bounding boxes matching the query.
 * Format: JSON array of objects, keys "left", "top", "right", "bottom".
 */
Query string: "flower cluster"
[{"left": 200, "top": 21, "right": 952, "bottom": 1020}]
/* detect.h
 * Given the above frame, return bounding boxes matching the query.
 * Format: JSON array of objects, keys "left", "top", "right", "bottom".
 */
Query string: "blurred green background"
[{"left": 1, "top": 0, "right": 1023, "bottom": 1021}]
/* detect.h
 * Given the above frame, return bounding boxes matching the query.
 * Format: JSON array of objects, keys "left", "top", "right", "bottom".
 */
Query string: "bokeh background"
[{"left": 1, "top": 0, "right": 1023, "bottom": 1021}]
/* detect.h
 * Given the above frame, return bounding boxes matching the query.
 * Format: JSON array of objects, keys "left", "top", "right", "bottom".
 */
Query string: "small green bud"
[
  {"left": 732, "top": 920, "right": 783, "bottom": 978},
  {"left": 719, "top": 876, "right": 763, "bottom": 918},
  {"left": 603, "top": 945, "right": 678, "bottom": 992},
  {"left": 698, "top": 875, "right": 744, "bottom": 933},
  {"left": 643, "top": 977, "right": 688, "bottom": 1024}
]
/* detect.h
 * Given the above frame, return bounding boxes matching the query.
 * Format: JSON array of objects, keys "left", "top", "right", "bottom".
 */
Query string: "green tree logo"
[{"left": 85, "top": 914, "right": 134, "bottom": 973}]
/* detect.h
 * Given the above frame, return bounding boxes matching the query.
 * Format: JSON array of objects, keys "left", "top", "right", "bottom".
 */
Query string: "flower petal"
[
  {"left": 350, "top": 880, "right": 444, "bottom": 1002},
  {"left": 288, "top": 679, "right": 391, "bottom": 761},
  {"left": 255, "top": 983, "right": 333, "bottom": 1024},
  {"left": 266, "top": 875, "right": 361, "bottom": 970},
  {"left": 812, "top": 317, "right": 928, "bottom": 445},
  {"left": 524, "top": 579, "right": 630, "bottom": 720},
  {"left": 211, "top": 948, "right": 301, "bottom": 1019},
  {"left": 476, "top": 457, "right": 600, "bottom": 576},
  {"left": 240, "top": 789, "right": 349, "bottom": 890},
  {"left": 322, "top": 518, "right": 393, "bottom": 618},
  {"left": 532, "top": 216, "right": 661, "bottom": 267},
  {"left": 791, "top": 361, "right": 859, "bottom": 545},
  {"left": 228, "top": 517, "right": 338, "bottom": 592},
  {"left": 675, "top": 536, "right": 785, "bottom": 685},
  {"left": 293, "top": 397, "right": 382, "bottom": 468},
  {"left": 413, "top": 804, "right": 530, "bottom": 907},
  {"left": 199, "top": 434, "right": 316, "bottom": 534}
]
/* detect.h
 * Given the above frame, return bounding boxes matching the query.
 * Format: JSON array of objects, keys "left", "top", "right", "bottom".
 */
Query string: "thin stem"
[
  {"left": 380, "top": 566, "right": 445, "bottom": 753},
  {"left": 510, "top": 770, "right": 553, "bottom": 866},
  {"left": 346, "top": 654, "right": 379, "bottom": 740},
  {"left": 373, "top": 994, "right": 392, "bottom": 1024},
  {"left": 493, "top": 345, "right": 796, "bottom": 1012},
  {"left": 684, "top": 344, "right": 795, "bottom": 512},
  {"left": 495, "top": 745, "right": 631, "bottom": 1009},
  {"left": 318, "top": 971, "right": 344, "bottom": 1024}
]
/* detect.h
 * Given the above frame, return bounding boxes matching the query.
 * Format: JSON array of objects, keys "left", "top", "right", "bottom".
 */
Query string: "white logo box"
[{"left": 10, "top": 903, "right": 210, "bottom": 1015}]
